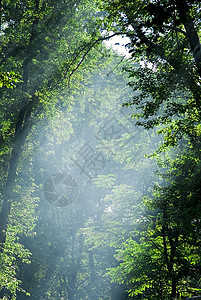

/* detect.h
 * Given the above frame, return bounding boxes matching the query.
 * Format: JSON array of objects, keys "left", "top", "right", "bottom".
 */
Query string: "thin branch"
[{"left": 67, "top": 32, "right": 128, "bottom": 87}]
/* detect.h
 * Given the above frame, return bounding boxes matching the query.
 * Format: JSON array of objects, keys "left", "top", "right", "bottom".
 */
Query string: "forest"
[{"left": 0, "top": 0, "right": 201, "bottom": 299}]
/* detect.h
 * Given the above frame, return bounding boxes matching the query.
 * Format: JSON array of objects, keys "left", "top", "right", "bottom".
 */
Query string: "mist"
[
  {"left": 7, "top": 53, "right": 160, "bottom": 300},
  {"left": 1, "top": 1, "right": 199, "bottom": 299}
]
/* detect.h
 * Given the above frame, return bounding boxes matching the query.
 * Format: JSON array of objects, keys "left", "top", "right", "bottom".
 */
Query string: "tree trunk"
[
  {"left": 176, "top": 0, "right": 201, "bottom": 77},
  {"left": 0, "top": 0, "right": 40, "bottom": 252},
  {"left": 171, "top": 277, "right": 177, "bottom": 298},
  {"left": 0, "top": 124, "right": 29, "bottom": 252}
]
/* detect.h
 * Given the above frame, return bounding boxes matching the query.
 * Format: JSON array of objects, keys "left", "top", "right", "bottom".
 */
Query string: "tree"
[
  {"left": 0, "top": 0, "right": 107, "bottom": 297},
  {"left": 100, "top": 0, "right": 201, "bottom": 148},
  {"left": 13, "top": 50, "right": 161, "bottom": 299},
  {"left": 107, "top": 145, "right": 201, "bottom": 298},
  {"left": 98, "top": 0, "right": 201, "bottom": 298}
]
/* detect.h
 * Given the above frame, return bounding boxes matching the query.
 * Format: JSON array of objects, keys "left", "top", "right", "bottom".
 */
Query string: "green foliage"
[
  {"left": 1, "top": 0, "right": 201, "bottom": 299},
  {"left": 94, "top": 1, "right": 201, "bottom": 298},
  {"left": 104, "top": 141, "right": 201, "bottom": 298},
  {"left": 0, "top": 0, "right": 109, "bottom": 298},
  {"left": 0, "top": 72, "right": 21, "bottom": 89},
  {"left": 101, "top": 0, "right": 201, "bottom": 149}
]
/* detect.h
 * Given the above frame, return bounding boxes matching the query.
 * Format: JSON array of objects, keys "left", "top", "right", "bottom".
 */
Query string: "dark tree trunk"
[
  {"left": 0, "top": 125, "right": 29, "bottom": 252},
  {"left": 0, "top": 0, "right": 40, "bottom": 252},
  {"left": 176, "top": 0, "right": 201, "bottom": 77},
  {"left": 171, "top": 278, "right": 177, "bottom": 298}
]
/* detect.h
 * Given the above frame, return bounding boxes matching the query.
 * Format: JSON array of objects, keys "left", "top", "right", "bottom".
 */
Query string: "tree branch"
[
  {"left": 176, "top": 0, "right": 201, "bottom": 76},
  {"left": 67, "top": 32, "right": 128, "bottom": 87}
]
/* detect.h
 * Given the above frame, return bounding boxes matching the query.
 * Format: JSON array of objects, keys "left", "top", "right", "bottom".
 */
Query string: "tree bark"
[
  {"left": 176, "top": 0, "right": 201, "bottom": 77},
  {"left": 171, "top": 278, "right": 177, "bottom": 298},
  {"left": 0, "top": 119, "right": 30, "bottom": 252},
  {"left": 0, "top": 0, "right": 40, "bottom": 253}
]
